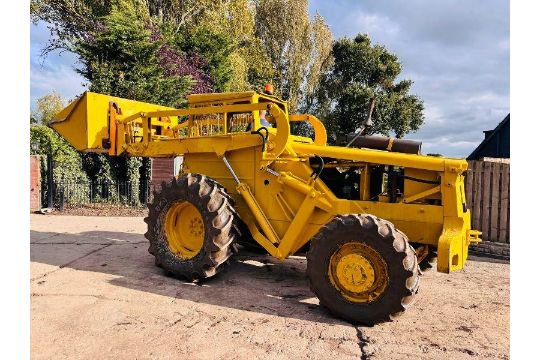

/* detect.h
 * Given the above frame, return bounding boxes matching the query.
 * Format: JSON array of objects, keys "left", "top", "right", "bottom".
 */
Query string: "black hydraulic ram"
[{"left": 346, "top": 135, "right": 422, "bottom": 155}]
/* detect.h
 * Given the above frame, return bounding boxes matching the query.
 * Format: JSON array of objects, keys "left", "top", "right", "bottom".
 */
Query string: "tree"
[
  {"left": 30, "top": 0, "right": 113, "bottom": 53},
  {"left": 156, "top": 0, "right": 275, "bottom": 92},
  {"left": 255, "top": 0, "right": 333, "bottom": 112},
  {"left": 74, "top": 2, "right": 194, "bottom": 107},
  {"left": 31, "top": 0, "right": 266, "bottom": 92},
  {"left": 172, "top": 25, "right": 234, "bottom": 92},
  {"left": 30, "top": 1, "right": 333, "bottom": 98},
  {"left": 317, "top": 34, "right": 424, "bottom": 143},
  {"left": 30, "top": 125, "right": 89, "bottom": 184},
  {"left": 30, "top": 0, "right": 215, "bottom": 53},
  {"left": 32, "top": 92, "right": 65, "bottom": 124},
  {"left": 31, "top": 0, "right": 237, "bottom": 203}
]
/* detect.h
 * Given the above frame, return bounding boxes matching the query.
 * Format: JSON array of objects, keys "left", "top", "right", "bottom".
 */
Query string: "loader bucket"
[{"left": 49, "top": 91, "right": 175, "bottom": 152}]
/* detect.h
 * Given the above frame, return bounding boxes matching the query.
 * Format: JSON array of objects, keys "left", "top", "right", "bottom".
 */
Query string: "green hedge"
[{"left": 30, "top": 125, "right": 148, "bottom": 206}]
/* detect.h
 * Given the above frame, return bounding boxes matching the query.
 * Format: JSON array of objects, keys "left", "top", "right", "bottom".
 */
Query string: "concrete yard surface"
[{"left": 30, "top": 215, "right": 509, "bottom": 359}]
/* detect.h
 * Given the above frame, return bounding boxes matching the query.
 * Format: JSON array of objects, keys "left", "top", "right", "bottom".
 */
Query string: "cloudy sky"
[{"left": 30, "top": 0, "right": 509, "bottom": 157}]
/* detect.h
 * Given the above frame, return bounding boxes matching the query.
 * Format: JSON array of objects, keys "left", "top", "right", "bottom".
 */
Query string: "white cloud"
[
  {"left": 309, "top": 0, "right": 509, "bottom": 157},
  {"left": 30, "top": 62, "right": 86, "bottom": 104},
  {"left": 422, "top": 105, "right": 445, "bottom": 124},
  {"left": 30, "top": 22, "right": 86, "bottom": 109},
  {"left": 353, "top": 13, "right": 399, "bottom": 37}
]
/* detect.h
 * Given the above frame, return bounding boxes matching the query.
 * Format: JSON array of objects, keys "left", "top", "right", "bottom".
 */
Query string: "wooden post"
[
  {"left": 473, "top": 161, "right": 483, "bottom": 230},
  {"left": 499, "top": 163, "right": 510, "bottom": 243},
  {"left": 465, "top": 162, "right": 473, "bottom": 211},
  {"left": 490, "top": 162, "right": 500, "bottom": 242},
  {"left": 481, "top": 161, "right": 492, "bottom": 239}
]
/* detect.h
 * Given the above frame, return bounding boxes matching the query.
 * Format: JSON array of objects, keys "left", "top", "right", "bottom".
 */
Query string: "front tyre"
[
  {"left": 307, "top": 214, "right": 420, "bottom": 325},
  {"left": 144, "top": 174, "right": 238, "bottom": 281}
]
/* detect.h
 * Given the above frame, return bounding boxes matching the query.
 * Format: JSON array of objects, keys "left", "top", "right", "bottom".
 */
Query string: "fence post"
[
  {"left": 499, "top": 164, "right": 510, "bottom": 243},
  {"left": 90, "top": 181, "right": 95, "bottom": 203},
  {"left": 481, "top": 161, "right": 492, "bottom": 239},
  {"left": 59, "top": 187, "right": 65, "bottom": 212},
  {"left": 490, "top": 162, "right": 501, "bottom": 242},
  {"left": 472, "top": 161, "right": 483, "bottom": 230},
  {"left": 465, "top": 161, "right": 473, "bottom": 210},
  {"left": 142, "top": 179, "right": 148, "bottom": 205}
]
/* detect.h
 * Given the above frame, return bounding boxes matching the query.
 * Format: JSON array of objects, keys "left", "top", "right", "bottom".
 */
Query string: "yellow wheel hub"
[
  {"left": 164, "top": 201, "right": 205, "bottom": 259},
  {"left": 328, "top": 242, "right": 388, "bottom": 303}
]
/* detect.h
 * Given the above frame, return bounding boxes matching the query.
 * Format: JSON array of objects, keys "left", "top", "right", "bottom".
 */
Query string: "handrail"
[
  {"left": 117, "top": 102, "right": 293, "bottom": 165},
  {"left": 146, "top": 102, "right": 270, "bottom": 119},
  {"left": 289, "top": 114, "right": 327, "bottom": 146},
  {"left": 261, "top": 103, "right": 290, "bottom": 166}
]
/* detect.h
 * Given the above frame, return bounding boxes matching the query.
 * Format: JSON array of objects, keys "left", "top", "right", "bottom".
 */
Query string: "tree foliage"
[
  {"left": 30, "top": 0, "right": 273, "bottom": 93},
  {"left": 218, "top": 0, "right": 275, "bottom": 91},
  {"left": 151, "top": 0, "right": 275, "bottom": 92},
  {"left": 173, "top": 26, "right": 234, "bottom": 92},
  {"left": 31, "top": 0, "right": 113, "bottom": 53},
  {"left": 74, "top": 1, "right": 194, "bottom": 107},
  {"left": 32, "top": 92, "right": 65, "bottom": 124},
  {"left": 30, "top": 1, "right": 333, "bottom": 101},
  {"left": 317, "top": 34, "right": 424, "bottom": 143},
  {"left": 30, "top": 125, "right": 89, "bottom": 183},
  {"left": 31, "top": 93, "right": 90, "bottom": 204},
  {"left": 255, "top": 0, "right": 333, "bottom": 112}
]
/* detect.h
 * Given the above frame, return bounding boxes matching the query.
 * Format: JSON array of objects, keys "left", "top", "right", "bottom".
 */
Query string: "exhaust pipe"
[{"left": 346, "top": 134, "right": 422, "bottom": 155}]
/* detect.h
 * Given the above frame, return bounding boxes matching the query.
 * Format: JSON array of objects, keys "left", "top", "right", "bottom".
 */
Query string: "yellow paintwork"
[
  {"left": 164, "top": 201, "right": 204, "bottom": 259},
  {"left": 51, "top": 90, "right": 481, "bottom": 273},
  {"left": 328, "top": 242, "right": 388, "bottom": 303},
  {"left": 289, "top": 114, "right": 327, "bottom": 145},
  {"left": 50, "top": 92, "right": 176, "bottom": 152}
]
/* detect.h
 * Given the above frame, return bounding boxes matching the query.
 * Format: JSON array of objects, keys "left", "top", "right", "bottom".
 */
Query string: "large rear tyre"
[
  {"left": 307, "top": 214, "right": 420, "bottom": 325},
  {"left": 144, "top": 174, "right": 238, "bottom": 281}
]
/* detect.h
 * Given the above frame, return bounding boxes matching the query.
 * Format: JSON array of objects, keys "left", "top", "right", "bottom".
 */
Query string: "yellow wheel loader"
[{"left": 50, "top": 90, "right": 481, "bottom": 325}]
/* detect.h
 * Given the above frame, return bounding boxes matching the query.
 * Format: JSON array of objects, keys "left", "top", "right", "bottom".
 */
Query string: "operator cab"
[{"left": 186, "top": 87, "right": 288, "bottom": 134}]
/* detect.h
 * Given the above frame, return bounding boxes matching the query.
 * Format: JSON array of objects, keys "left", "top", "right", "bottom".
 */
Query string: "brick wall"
[
  {"left": 30, "top": 155, "right": 41, "bottom": 211},
  {"left": 151, "top": 158, "right": 175, "bottom": 192}
]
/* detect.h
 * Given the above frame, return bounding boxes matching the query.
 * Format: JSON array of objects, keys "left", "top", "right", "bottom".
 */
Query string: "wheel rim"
[
  {"left": 164, "top": 201, "right": 205, "bottom": 259},
  {"left": 328, "top": 242, "right": 388, "bottom": 303}
]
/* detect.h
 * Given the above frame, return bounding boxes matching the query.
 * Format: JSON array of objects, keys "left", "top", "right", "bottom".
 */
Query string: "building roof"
[{"left": 467, "top": 114, "right": 510, "bottom": 160}]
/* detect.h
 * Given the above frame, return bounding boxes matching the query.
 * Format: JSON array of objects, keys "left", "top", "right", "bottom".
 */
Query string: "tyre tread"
[
  {"left": 306, "top": 214, "right": 421, "bottom": 325},
  {"left": 144, "top": 174, "right": 239, "bottom": 281}
]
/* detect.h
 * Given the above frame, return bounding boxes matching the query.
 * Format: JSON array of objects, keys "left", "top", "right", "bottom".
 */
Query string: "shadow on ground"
[{"left": 30, "top": 229, "right": 348, "bottom": 326}]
